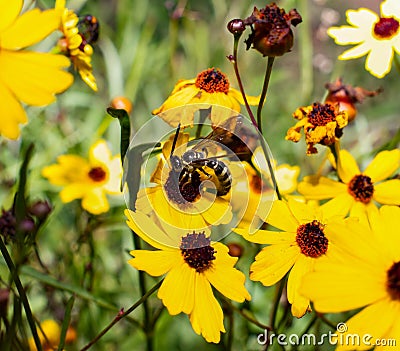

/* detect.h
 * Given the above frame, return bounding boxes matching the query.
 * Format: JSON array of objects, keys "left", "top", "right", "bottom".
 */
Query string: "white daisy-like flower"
[{"left": 328, "top": 0, "right": 400, "bottom": 78}]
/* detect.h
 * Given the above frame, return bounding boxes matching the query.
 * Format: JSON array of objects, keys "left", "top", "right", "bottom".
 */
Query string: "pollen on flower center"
[
  {"left": 374, "top": 17, "right": 400, "bottom": 39},
  {"left": 180, "top": 232, "right": 216, "bottom": 272},
  {"left": 387, "top": 261, "right": 400, "bottom": 301},
  {"left": 195, "top": 68, "right": 230, "bottom": 94},
  {"left": 296, "top": 220, "right": 328, "bottom": 258},
  {"left": 347, "top": 174, "right": 374, "bottom": 203},
  {"left": 164, "top": 169, "right": 202, "bottom": 205},
  {"left": 307, "top": 103, "right": 337, "bottom": 126},
  {"left": 88, "top": 167, "right": 107, "bottom": 182}
]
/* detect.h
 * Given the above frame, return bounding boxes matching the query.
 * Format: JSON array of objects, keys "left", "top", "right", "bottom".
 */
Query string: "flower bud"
[
  {"left": 227, "top": 19, "right": 245, "bottom": 35},
  {"left": 227, "top": 242, "right": 244, "bottom": 258},
  {"left": 110, "top": 96, "right": 133, "bottom": 114},
  {"left": 29, "top": 200, "right": 52, "bottom": 220}
]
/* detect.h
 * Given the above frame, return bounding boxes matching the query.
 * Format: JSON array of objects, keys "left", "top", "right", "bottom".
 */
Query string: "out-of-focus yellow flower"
[
  {"left": 55, "top": 0, "right": 98, "bottom": 91},
  {"left": 42, "top": 140, "right": 122, "bottom": 215},
  {"left": 301, "top": 206, "right": 400, "bottom": 350},
  {"left": 298, "top": 149, "right": 400, "bottom": 218},
  {"left": 0, "top": 0, "right": 73, "bottom": 139},
  {"left": 28, "top": 319, "right": 77, "bottom": 351},
  {"left": 234, "top": 198, "right": 347, "bottom": 318},
  {"left": 126, "top": 210, "right": 251, "bottom": 343},
  {"left": 152, "top": 67, "right": 259, "bottom": 127},
  {"left": 286, "top": 102, "right": 348, "bottom": 155},
  {"left": 328, "top": 0, "right": 400, "bottom": 78}
]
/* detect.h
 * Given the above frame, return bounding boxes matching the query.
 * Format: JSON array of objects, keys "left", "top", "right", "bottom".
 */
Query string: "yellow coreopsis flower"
[
  {"left": 28, "top": 319, "right": 76, "bottom": 351},
  {"left": 55, "top": 0, "right": 98, "bottom": 91},
  {"left": 42, "top": 140, "right": 122, "bottom": 215},
  {"left": 328, "top": 0, "right": 400, "bottom": 78},
  {"left": 135, "top": 131, "right": 233, "bottom": 232},
  {"left": 152, "top": 67, "right": 259, "bottom": 127},
  {"left": 286, "top": 102, "right": 348, "bottom": 155},
  {"left": 298, "top": 149, "right": 400, "bottom": 217},
  {"left": 126, "top": 210, "right": 251, "bottom": 343},
  {"left": 0, "top": 0, "right": 73, "bottom": 139},
  {"left": 234, "top": 198, "right": 347, "bottom": 318},
  {"left": 301, "top": 206, "right": 400, "bottom": 350}
]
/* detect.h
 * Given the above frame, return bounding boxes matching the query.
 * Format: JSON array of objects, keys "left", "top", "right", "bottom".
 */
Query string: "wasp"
[{"left": 168, "top": 116, "right": 258, "bottom": 199}]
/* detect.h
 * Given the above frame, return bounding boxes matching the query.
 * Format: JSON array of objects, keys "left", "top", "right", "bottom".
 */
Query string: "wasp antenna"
[{"left": 170, "top": 123, "right": 181, "bottom": 158}]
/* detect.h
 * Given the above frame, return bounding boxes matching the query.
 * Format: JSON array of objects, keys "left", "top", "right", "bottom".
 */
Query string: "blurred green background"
[{"left": 0, "top": 0, "right": 399, "bottom": 350}]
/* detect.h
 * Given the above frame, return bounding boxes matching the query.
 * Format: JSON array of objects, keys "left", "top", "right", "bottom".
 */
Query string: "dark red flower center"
[
  {"left": 347, "top": 174, "right": 374, "bottom": 204},
  {"left": 88, "top": 167, "right": 107, "bottom": 182},
  {"left": 387, "top": 261, "right": 400, "bottom": 300},
  {"left": 164, "top": 169, "right": 202, "bottom": 204},
  {"left": 296, "top": 220, "right": 328, "bottom": 258},
  {"left": 307, "top": 103, "right": 337, "bottom": 126},
  {"left": 195, "top": 68, "right": 230, "bottom": 94},
  {"left": 180, "top": 232, "right": 216, "bottom": 272},
  {"left": 374, "top": 17, "right": 399, "bottom": 39}
]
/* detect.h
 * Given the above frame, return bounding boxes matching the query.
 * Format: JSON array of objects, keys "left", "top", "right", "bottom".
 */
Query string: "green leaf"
[{"left": 107, "top": 107, "right": 131, "bottom": 166}]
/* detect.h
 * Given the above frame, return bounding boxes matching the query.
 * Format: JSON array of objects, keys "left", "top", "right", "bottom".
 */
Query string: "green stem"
[
  {"left": 269, "top": 274, "right": 286, "bottom": 330},
  {"left": 230, "top": 34, "right": 258, "bottom": 128},
  {"left": 79, "top": 279, "right": 163, "bottom": 351},
  {"left": 131, "top": 230, "right": 153, "bottom": 351},
  {"left": 393, "top": 54, "right": 400, "bottom": 76},
  {"left": 256, "top": 57, "right": 275, "bottom": 134},
  {"left": 0, "top": 237, "right": 43, "bottom": 351}
]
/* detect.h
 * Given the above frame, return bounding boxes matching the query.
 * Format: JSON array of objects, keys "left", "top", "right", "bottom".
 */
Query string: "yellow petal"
[
  {"left": 125, "top": 209, "right": 180, "bottom": 250},
  {"left": 128, "top": 249, "right": 178, "bottom": 276},
  {"left": 0, "top": 0, "right": 23, "bottom": 33},
  {"left": 104, "top": 157, "right": 123, "bottom": 194},
  {"left": 373, "top": 179, "right": 400, "bottom": 205},
  {"left": 189, "top": 274, "right": 224, "bottom": 343},
  {"left": 264, "top": 200, "right": 299, "bottom": 232},
  {"left": 364, "top": 150, "right": 400, "bottom": 183},
  {"left": 287, "top": 255, "right": 313, "bottom": 318},
  {"left": 335, "top": 299, "right": 398, "bottom": 351},
  {"left": 42, "top": 155, "right": 89, "bottom": 185},
  {"left": 287, "top": 198, "right": 319, "bottom": 224},
  {"left": 298, "top": 175, "right": 347, "bottom": 200},
  {"left": 158, "top": 262, "right": 195, "bottom": 315},
  {"left": 204, "top": 242, "right": 251, "bottom": 302},
  {"left": 0, "top": 51, "right": 72, "bottom": 106},
  {"left": 233, "top": 228, "right": 295, "bottom": 245},
  {"left": 59, "top": 183, "right": 88, "bottom": 203},
  {"left": 319, "top": 193, "right": 354, "bottom": 218},
  {"left": 1, "top": 9, "right": 60, "bottom": 50},
  {"left": 228, "top": 87, "right": 260, "bottom": 106},
  {"left": 337, "top": 149, "right": 360, "bottom": 183},
  {"left": 81, "top": 188, "right": 109, "bottom": 214},
  {"left": 250, "top": 244, "right": 299, "bottom": 286},
  {"left": 0, "top": 81, "right": 27, "bottom": 139},
  {"left": 200, "top": 197, "right": 232, "bottom": 225},
  {"left": 152, "top": 85, "right": 199, "bottom": 116}
]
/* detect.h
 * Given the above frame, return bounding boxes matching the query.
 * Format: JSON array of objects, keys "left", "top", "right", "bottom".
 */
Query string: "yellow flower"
[
  {"left": 232, "top": 150, "right": 300, "bottom": 231},
  {"left": 0, "top": 0, "right": 73, "bottom": 139},
  {"left": 55, "top": 0, "right": 98, "bottom": 91},
  {"left": 135, "top": 131, "right": 233, "bottom": 232},
  {"left": 234, "top": 198, "right": 347, "bottom": 318},
  {"left": 328, "top": 0, "right": 400, "bottom": 78},
  {"left": 286, "top": 102, "right": 348, "bottom": 155},
  {"left": 298, "top": 149, "right": 400, "bottom": 217},
  {"left": 28, "top": 319, "right": 76, "bottom": 351},
  {"left": 42, "top": 140, "right": 122, "bottom": 215},
  {"left": 301, "top": 206, "right": 400, "bottom": 350},
  {"left": 126, "top": 210, "right": 251, "bottom": 343},
  {"left": 152, "top": 67, "right": 259, "bottom": 127}
]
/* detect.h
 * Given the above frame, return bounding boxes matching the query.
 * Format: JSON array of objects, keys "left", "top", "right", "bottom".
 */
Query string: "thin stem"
[
  {"left": 269, "top": 274, "right": 286, "bottom": 330},
  {"left": 0, "top": 237, "right": 43, "bottom": 351},
  {"left": 261, "top": 140, "right": 282, "bottom": 200},
  {"left": 256, "top": 57, "right": 275, "bottom": 134},
  {"left": 131, "top": 230, "right": 153, "bottom": 351},
  {"left": 394, "top": 54, "right": 400, "bottom": 76},
  {"left": 79, "top": 279, "right": 163, "bottom": 351},
  {"left": 229, "top": 35, "right": 258, "bottom": 128}
]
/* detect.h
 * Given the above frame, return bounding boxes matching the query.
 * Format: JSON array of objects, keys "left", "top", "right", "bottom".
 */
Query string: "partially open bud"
[
  {"left": 227, "top": 242, "right": 244, "bottom": 258},
  {"left": 325, "top": 78, "right": 382, "bottom": 122},
  {"left": 243, "top": 3, "right": 302, "bottom": 57},
  {"left": 29, "top": 200, "right": 52, "bottom": 220},
  {"left": 110, "top": 96, "right": 133, "bottom": 114}
]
